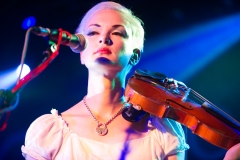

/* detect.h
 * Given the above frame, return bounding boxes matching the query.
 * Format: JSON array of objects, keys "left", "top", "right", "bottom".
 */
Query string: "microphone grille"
[{"left": 71, "top": 34, "right": 87, "bottom": 53}]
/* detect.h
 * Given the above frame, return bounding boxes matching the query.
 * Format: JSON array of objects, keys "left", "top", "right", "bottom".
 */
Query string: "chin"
[{"left": 95, "top": 57, "right": 113, "bottom": 65}]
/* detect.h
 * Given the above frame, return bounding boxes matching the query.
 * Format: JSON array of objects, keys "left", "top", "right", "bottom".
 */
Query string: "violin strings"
[
  {"left": 176, "top": 84, "right": 234, "bottom": 120},
  {"left": 171, "top": 84, "right": 239, "bottom": 125},
  {"left": 187, "top": 88, "right": 205, "bottom": 104},
  {"left": 190, "top": 89, "right": 214, "bottom": 105},
  {"left": 189, "top": 88, "right": 240, "bottom": 124}
]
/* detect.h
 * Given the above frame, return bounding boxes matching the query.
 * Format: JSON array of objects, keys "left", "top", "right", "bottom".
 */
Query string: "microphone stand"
[
  {"left": 0, "top": 43, "right": 59, "bottom": 113},
  {"left": 0, "top": 28, "right": 64, "bottom": 130},
  {"left": 0, "top": 43, "right": 60, "bottom": 131},
  {"left": 12, "top": 43, "right": 59, "bottom": 93}
]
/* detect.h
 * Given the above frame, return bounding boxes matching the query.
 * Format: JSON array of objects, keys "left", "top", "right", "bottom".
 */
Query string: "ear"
[{"left": 129, "top": 49, "right": 141, "bottom": 66}]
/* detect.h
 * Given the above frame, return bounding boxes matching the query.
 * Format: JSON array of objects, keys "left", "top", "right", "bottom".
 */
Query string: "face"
[{"left": 80, "top": 9, "right": 133, "bottom": 76}]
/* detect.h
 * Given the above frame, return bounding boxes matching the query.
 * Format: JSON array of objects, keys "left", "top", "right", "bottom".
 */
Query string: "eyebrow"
[
  {"left": 88, "top": 24, "right": 125, "bottom": 29},
  {"left": 87, "top": 24, "right": 128, "bottom": 37}
]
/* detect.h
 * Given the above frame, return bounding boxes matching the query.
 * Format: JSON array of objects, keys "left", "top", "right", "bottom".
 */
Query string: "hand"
[
  {"left": 164, "top": 78, "right": 188, "bottom": 94},
  {"left": 224, "top": 143, "right": 240, "bottom": 160}
]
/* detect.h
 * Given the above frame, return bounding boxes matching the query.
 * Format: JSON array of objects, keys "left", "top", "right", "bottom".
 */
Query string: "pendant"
[{"left": 96, "top": 123, "right": 108, "bottom": 136}]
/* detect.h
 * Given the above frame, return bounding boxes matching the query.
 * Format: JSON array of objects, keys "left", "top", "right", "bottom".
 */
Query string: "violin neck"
[{"left": 185, "top": 88, "right": 240, "bottom": 131}]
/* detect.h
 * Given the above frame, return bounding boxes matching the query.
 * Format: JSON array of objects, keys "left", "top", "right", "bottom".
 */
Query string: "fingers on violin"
[
  {"left": 165, "top": 78, "right": 177, "bottom": 89},
  {"left": 166, "top": 78, "right": 188, "bottom": 90},
  {"left": 177, "top": 81, "right": 188, "bottom": 90}
]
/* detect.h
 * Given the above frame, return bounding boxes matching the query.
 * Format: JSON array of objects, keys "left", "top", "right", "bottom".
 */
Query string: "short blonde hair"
[{"left": 75, "top": 1, "right": 145, "bottom": 52}]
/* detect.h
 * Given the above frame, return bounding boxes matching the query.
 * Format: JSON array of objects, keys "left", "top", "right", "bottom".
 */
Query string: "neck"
[{"left": 84, "top": 70, "right": 126, "bottom": 117}]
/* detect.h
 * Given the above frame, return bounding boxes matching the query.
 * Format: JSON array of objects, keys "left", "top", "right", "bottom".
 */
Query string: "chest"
[
  {"left": 56, "top": 129, "right": 164, "bottom": 160},
  {"left": 62, "top": 113, "right": 150, "bottom": 145}
]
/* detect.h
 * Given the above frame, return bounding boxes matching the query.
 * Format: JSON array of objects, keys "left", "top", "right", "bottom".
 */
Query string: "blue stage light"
[
  {"left": 0, "top": 64, "right": 31, "bottom": 89},
  {"left": 0, "top": 70, "right": 17, "bottom": 89},
  {"left": 22, "top": 16, "right": 36, "bottom": 30},
  {"left": 140, "top": 13, "right": 240, "bottom": 81}
]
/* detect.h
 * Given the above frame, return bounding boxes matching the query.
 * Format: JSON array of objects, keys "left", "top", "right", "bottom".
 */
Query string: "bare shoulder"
[
  {"left": 60, "top": 100, "right": 89, "bottom": 126},
  {"left": 61, "top": 100, "right": 86, "bottom": 116}
]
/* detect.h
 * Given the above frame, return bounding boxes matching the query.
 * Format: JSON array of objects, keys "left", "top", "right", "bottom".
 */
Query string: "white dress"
[{"left": 21, "top": 109, "right": 189, "bottom": 160}]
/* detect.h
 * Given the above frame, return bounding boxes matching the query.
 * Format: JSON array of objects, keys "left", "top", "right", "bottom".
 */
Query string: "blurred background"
[{"left": 1, "top": 0, "right": 240, "bottom": 159}]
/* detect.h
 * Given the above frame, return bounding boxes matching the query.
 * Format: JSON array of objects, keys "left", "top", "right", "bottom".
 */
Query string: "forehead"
[{"left": 85, "top": 9, "right": 127, "bottom": 29}]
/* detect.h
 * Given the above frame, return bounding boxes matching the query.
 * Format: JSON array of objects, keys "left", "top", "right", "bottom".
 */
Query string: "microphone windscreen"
[{"left": 71, "top": 34, "right": 87, "bottom": 53}]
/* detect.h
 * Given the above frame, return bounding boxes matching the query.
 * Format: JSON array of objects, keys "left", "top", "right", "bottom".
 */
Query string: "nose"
[{"left": 99, "top": 36, "right": 111, "bottom": 45}]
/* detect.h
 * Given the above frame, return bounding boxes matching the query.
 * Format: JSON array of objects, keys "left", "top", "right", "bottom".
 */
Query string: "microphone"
[{"left": 31, "top": 26, "right": 86, "bottom": 53}]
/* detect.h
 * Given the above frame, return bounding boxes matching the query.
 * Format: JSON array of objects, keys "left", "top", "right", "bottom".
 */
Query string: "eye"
[
  {"left": 86, "top": 31, "right": 98, "bottom": 36},
  {"left": 112, "top": 32, "right": 125, "bottom": 37}
]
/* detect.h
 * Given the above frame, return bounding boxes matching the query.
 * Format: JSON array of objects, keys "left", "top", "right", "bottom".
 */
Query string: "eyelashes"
[
  {"left": 86, "top": 31, "right": 127, "bottom": 38},
  {"left": 112, "top": 32, "right": 125, "bottom": 37},
  {"left": 86, "top": 31, "right": 98, "bottom": 36}
]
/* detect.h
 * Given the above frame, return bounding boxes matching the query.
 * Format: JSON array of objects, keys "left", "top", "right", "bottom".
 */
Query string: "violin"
[{"left": 124, "top": 69, "right": 240, "bottom": 150}]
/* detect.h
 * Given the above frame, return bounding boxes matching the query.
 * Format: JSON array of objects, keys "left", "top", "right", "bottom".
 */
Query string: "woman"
[{"left": 24, "top": 1, "right": 240, "bottom": 159}]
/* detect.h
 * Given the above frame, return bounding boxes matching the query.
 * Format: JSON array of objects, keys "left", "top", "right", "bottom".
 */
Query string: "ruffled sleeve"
[
  {"left": 150, "top": 115, "right": 190, "bottom": 158},
  {"left": 21, "top": 110, "right": 67, "bottom": 160}
]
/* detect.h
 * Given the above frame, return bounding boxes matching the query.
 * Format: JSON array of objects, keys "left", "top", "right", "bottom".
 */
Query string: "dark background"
[{"left": 1, "top": 0, "right": 240, "bottom": 159}]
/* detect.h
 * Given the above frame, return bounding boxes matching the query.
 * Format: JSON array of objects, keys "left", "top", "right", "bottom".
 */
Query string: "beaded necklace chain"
[{"left": 83, "top": 96, "right": 124, "bottom": 136}]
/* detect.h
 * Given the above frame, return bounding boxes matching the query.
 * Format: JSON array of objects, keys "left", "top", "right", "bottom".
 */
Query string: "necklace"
[{"left": 83, "top": 96, "right": 125, "bottom": 136}]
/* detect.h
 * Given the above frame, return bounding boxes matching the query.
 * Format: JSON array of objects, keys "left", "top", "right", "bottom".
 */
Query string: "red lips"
[{"left": 95, "top": 47, "right": 111, "bottom": 54}]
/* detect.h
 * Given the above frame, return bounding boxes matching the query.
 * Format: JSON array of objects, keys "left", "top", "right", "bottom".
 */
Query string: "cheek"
[
  {"left": 79, "top": 37, "right": 94, "bottom": 64},
  {"left": 119, "top": 55, "right": 130, "bottom": 67},
  {"left": 120, "top": 41, "right": 133, "bottom": 57},
  {"left": 118, "top": 50, "right": 132, "bottom": 67},
  {"left": 117, "top": 40, "right": 133, "bottom": 64},
  {"left": 80, "top": 52, "right": 84, "bottom": 64},
  {"left": 123, "top": 37, "right": 134, "bottom": 53},
  {"left": 80, "top": 46, "right": 91, "bottom": 64}
]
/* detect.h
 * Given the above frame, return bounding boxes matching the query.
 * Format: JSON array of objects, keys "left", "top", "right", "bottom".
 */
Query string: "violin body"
[{"left": 124, "top": 69, "right": 240, "bottom": 150}]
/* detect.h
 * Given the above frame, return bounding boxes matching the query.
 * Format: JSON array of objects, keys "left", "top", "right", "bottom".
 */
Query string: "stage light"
[
  {"left": 16, "top": 64, "right": 30, "bottom": 79},
  {"left": 0, "top": 64, "right": 31, "bottom": 89},
  {"left": 22, "top": 16, "right": 36, "bottom": 30},
  {"left": 0, "top": 70, "right": 17, "bottom": 89},
  {"left": 140, "top": 13, "right": 240, "bottom": 81}
]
